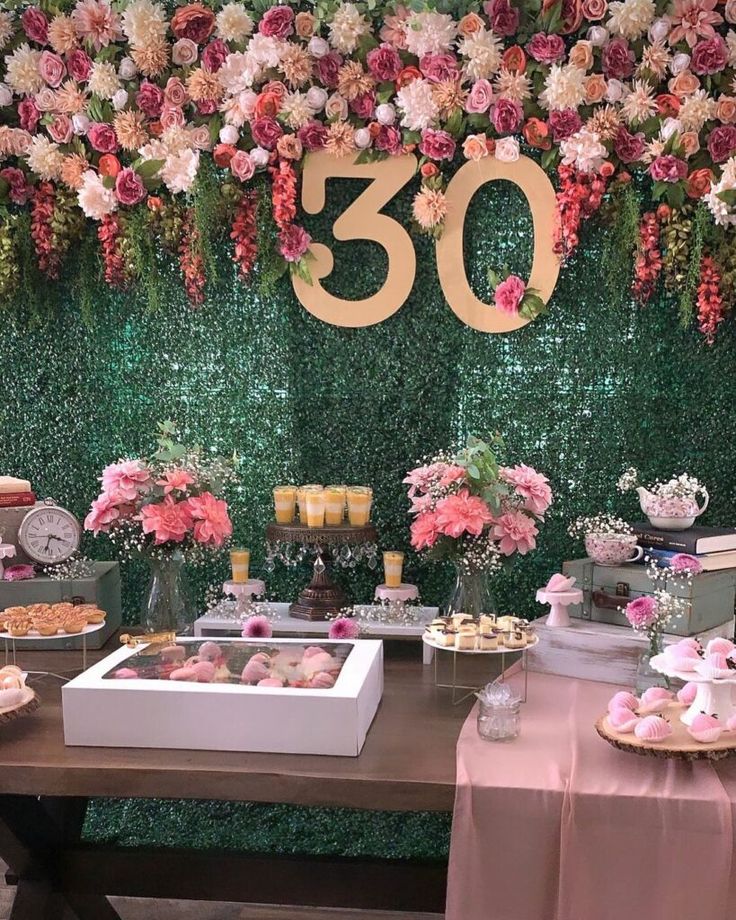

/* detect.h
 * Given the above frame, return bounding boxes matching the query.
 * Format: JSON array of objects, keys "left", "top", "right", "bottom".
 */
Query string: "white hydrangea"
[
  {"left": 458, "top": 29, "right": 502, "bottom": 80},
  {"left": 88, "top": 61, "right": 122, "bottom": 100},
  {"left": 706, "top": 159, "right": 736, "bottom": 227},
  {"left": 539, "top": 63, "right": 587, "bottom": 111},
  {"left": 5, "top": 44, "right": 43, "bottom": 96},
  {"left": 396, "top": 78, "right": 439, "bottom": 131},
  {"left": 78, "top": 169, "right": 117, "bottom": 220},
  {"left": 161, "top": 148, "right": 200, "bottom": 194},
  {"left": 216, "top": 3, "right": 254, "bottom": 43},
  {"left": 246, "top": 34, "right": 284, "bottom": 69},
  {"left": 606, "top": 0, "right": 656, "bottom": 40},
  {"left": 121, "top": 0, "right": 167, "bottom": 47},
  {"left": 328, "top": 3, "right": 369, "bottom": 54},
  {"left": 404, "top": 10, "right": 457, "bottom": 57},
  {"left": 26, "top": 135, "right": 64, "bottom": 180}
]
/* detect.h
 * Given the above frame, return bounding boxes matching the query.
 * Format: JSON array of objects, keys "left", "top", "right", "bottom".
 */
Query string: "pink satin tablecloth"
[{"left": 446, "top": 671, "right": 736, "bottom": 920}]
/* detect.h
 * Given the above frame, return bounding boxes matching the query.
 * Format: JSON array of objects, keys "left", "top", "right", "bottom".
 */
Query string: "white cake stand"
[
  {"left": 1, "top": 622, "right": 105, "bottom": 680},
  {"left": 650, "top": 652, "right": 736, "bottom": 726}
]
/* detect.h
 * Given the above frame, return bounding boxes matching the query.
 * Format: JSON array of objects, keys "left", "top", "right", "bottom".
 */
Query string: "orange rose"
[
  {"left": 463, "top": 134, "right": 489, "bottom": 161},
  {"left": 368, "top": 121, "right": 381, "bottom": 138},
  {"left": 147, "top": 196, "right": 162, "bottom": 212},
  {"left": 716, "top": 96, "right": 736, "bottom": 124},
  {"left": 502, "top": 46, "right": 526, "bottom": 73},
  {"left": 295, "top": 12, "right": 315, "bottom": 38},
  {"left": 170, "top": 2, "right": 215, "bottom": 43},
  {"left": 569, "top": 40, "right": 593, "bottom": 71},
  {"left": 584, "top": 74, "right": 607, "bottom": 104},
  {"left": 420, "top": 162, "right": 439, "bottom": 177},
  {"left": 523, "top": 118, "right": 551, "bottom": 150},
  {"left": 213, "top": 143, "right": 236, "bottom": 167},
  {"left": 656, "top": 93, "right": 680, "bottom": 117},
  {"left": 396, "top": 66, "right": 422, "bottom": 88},
  {"left": 458, "top": 12, "right": 484, "bottom": 34},
  {"left": 277, "top": 134, "right": 303, "bottom": 160},
  {"left": 255, "top": 91, "right": 282, "bottom": 119},
  {"left": 600, "top": 161, "right": 615, "bottom": 178},
  {"left": 681, "top": 131, "right": 700, "bottom": 157},
  {"left": 668, "top": 70, "right": 700, "bottom": 98},
  {"left": 98, "top": 154, "right": 121, "bottom": 177},
  {"left": 686, "top": 167, "right": 714, "bottom": 199},
  {"left": 543, "top": 0, "right": 583, "bottom": 32},
  {"left": 148, "top": 120, "right": 163, "bottom": 137}
]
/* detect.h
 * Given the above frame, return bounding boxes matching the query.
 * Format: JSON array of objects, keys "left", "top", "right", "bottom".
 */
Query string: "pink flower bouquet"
[
  {"left": 84, "top": 421, "right": 235, "bottom": 562},
  {"left": 404, "top": 434, "right": 552, "bottom": 574}
]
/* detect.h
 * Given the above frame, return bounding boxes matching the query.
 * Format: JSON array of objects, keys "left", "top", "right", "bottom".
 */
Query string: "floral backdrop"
[{"left": 0, "top": 0, "right": 734, "bottom": 339}]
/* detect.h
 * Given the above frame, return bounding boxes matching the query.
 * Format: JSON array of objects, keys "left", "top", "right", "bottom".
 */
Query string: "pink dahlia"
[
  {"left": 669, "top": 553, "right": 704, "bottom": 575},
  {"left": 439, "top": 465, "right": 467, "bottom": 488},
  {"left": 410, "top": 511, "right": 441, "bottom": 550},
  {"left": 157, "top": 469, "right": 196, "bottom": 495},
  {"left": 436, "top": 490, "right": 494, "bottom": 539},
  {"left": 139, "top": 497, "right": 194, "bottom": 544},
  {"left": 84, "top": 490, "right": 128, "bottom": 535},
  {"left": 500, "top": 464, "right": 553, "bottom": 516},
  {"left": 492, "top": 510, "right": 539, "bottom": 555},
  {"left": 186, "top": 491, "right": 233, "bottom": 546},
  {"left": 328, "top": 617, "right": 361, "bottom": 640},
  {"left": 101, "top": 460, "right": 151, "bottom": 502},
  {"left": 403, "top": 462, "right": 446, "bottom": 494},
  {"left": 71, "top": 0, "right": 123, "bottom": 51},
  {"left": 241, "top": 615, "right": 273, "bottom": 639},
  {"left": 668, "top": 0, "right": 723, "bottom": 47},
  {"left": 409, "top": 493, "right": 434, "bottom": 515},
  {"left": 625, "top": 595, "right": 658, "bottom": 629}
]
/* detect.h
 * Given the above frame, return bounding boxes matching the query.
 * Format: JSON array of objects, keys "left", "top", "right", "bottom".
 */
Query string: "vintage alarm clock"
[{"left": 17, "top": 499, "right": 81, "bottom": 565}]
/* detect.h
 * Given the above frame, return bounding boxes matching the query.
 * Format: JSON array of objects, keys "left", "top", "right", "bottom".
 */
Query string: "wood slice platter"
[
  {"left": 0, "top": 687, "right": 39, "bottom": 725},
  {"left": 596, "top": 702, "right": 736, "bottom": 762}
]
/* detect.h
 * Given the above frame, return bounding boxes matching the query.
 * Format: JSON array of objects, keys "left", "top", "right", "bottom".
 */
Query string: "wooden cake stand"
[{"left": 266, "top": 522, "right": 377, "bottom": 621}]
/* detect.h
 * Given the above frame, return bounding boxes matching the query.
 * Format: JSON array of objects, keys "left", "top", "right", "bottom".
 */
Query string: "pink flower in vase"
[
  {"left": 439, "top": 465, "right": 467, "bottom": 488},
  {"left": 492, "top": 510, "right": 539, "bottom": 555},
  {"left": 410, "top": 511, "right": 441, "bottom": 550},
  {"left": 436, "top": 490, "right": 493, "bottom": 539},
  {"left": 328, "top": 617, "right": 361, "bottom": 640},
  {"left": 101, "top": 460, "right": 151, "bottom": 502},
  {"left": 409, "top": 493, "right": 433, "bottom": 515},
  {"left": 157, "top": 469, "right": 196, "bottom": 495},
  {"left": 241, "top": 615, "right": 273, "bottom": 639},
  {"left": 84, "top": 490, "right": 129, "bottom": 534},
  {"left": 624, "top": 595, "right": 658, "bottom": 629},
  {"left": 403, "top": 462, "right": 446, "bottom": 494},
  {"left": 139, "top": 497, "right": 194, "bottom": 544},
  {"left": 500, "top": 464, "right": 553, "bottom": 516},
  {"left": 186, "top": 491, "right": 233, "bottom": 546}
]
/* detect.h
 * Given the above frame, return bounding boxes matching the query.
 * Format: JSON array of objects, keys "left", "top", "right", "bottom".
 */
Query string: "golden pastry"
[
  {"left": 82, "top": 607, "right": 106, "bottom": 624},
  {"left": 52, "top": 603, "right": 76, "bottom": 618},
  {"left": 7, "top": 619, "right": 31, "bottom": 637},
  {"left": 505, "top": 629, "right": 526, "bottom": 649},
  {"left": 60, "top": 612, "right": 87, "bottom": 634},
  {"left": 479, "top": 614, "right": 497, "bottom": 631},
  {"left": 451, "top": 613, "right": 474, "bottom": 629},
  {"left": 455, "top": 624, "right": 478, "bottom": 651},
  {"left": 434, "top": 629, "right": 456, "bottom": 647},
  {"left": 32, "top": 617, "right": 59, "bottom": 636}
]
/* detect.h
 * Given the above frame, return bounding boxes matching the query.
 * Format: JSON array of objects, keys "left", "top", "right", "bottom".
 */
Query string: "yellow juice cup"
[
  {"left": 273, "top": 485, "right": 297, "bottom": 523},
  {"left": 347, "top": 486, "right": 372, "bottom": 526},
  {"left": 383, "top": 551, "right": 404, "bottom": 588},
  {"left": 305, "top": 489, "right": 327, "bottom": 528},
  {"left": 296, "top": 484, "right": 322, "bottom": 521},
  {"left": 230, "top": 548, "right": 250, "bottom": 584},
  {"left": 324, "top": 486, "right": 346, "bottom": 525}
]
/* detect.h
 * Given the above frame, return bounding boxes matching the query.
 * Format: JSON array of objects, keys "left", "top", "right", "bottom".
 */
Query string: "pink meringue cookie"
[
  {"left": 666, "top": 643, "right": 700, "bottom": 660},
  {"left": 607, "top": 691, "right": 639, "bottom": 714},
  {"left": 688, "top": 713, "right": 723, "bottom": 743},
  {"left": 696, "top": 653, "right": 732, "bottom": 680},
  {"left": 114, "top": 667, "right": 139, "bottom": 679},
  {"left": 160, "top": 645, "right": 185, "bottom": 662},
  {"left": 249, "top": 652, "right": 270, "bottom": 664},
  {"left": 197, "top": 641, "right": 222, "bottom": 662},
  {"left": 674, "top": 638, "right": 702, "bottom": 653},
  {"left": 192, "top": 660, "right": 216, "bottom": 683},
  {"left": 634, "top": 715, "right": 673, "bottom": 742},
  {"left": 241, "top": 659, "right": 270, "bottom": 683},
  {"left": 608, "top": 707, "right": 641, "bottom": 733},
  {"left": 706, "top": 638, "right": 735, "bottom": 657},
  {"left": 257, "top": 677, "right": 284, "bottom": 687},
  {"left": 677, "top": 682, "right": 698, "bottom": 705},
  {"left": 309, "top": 671, "right": 336, "bottom": 689},
  {"left": 638, "top": 687, "right": 674, "bottom": 713},
  {"left": 170, "top": 666, "right": 198, "bottom": 681},
  {"left": 302, "top": 651, "right": 335, "bottom": 675},
  {"left": 545, "top": 573, "right": 576, "bottom": 592},
  {"left": 726, "top": 715, "right": 736, "bottom": 732}
]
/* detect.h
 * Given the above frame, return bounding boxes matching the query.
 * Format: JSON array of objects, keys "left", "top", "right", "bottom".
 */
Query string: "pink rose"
[
  {"left": 202, "top": 39, "right": 229, "bottom": 73},
  {"left": 485, "top": 0, "right": 520, "bottom": 36},
  {"left": 115, "top": 167, "right": 147, "bottom": 205},
  {"left": 649, "top": 154, "right": 688, "bottom": 182},
  {"left": 230, "top": 149, "right": 255, "bottom": 181},
  {"left": 0, "top": 167, "right": 33, "bottom": 205},
  {"left": 614, "top": 125, "right": 645, "bottom": 163},
  {"left": 419, "top": 127, "right": 456, "bottom": 160},
  {"left": 196, "top": 98, "right": 218, "bottom": 115},
  {"left": 315, "top": 52, "right": 343, "bottom": 88},
  {"left": 419, "top": 53, "right": 459, "bottom": 83},
  {"left": 259, "top": 6, "right": 295, "bottom": 39},
  {"left": 21, "top": 7, "right": 48, "bottom": 44},
  {"left": 47, "top": 114, "right": 73, "bottom": 144},
  {"left": 602, "top": 37, "right": 634, "bottom": 79},
  {"left": 18, "top": 98, "right": 40, "bottom": 133},
  {"left": 374, "top": 124, "right": 402, "bottom": 155},
  {"left": 39, "top": 51, "right": 66, "bottom": 88},
  {"left": 526, "top": 33, "right": 565, "bottom": 63},
  {"left": 582, "top": 0, "right": 608, "bottom": 17},
  {"left": 367, "top": 44, "right": 402, "bottom": 82},
  {"left": 136, "top": 81, "right": 164, "bottom": 117},
  {"left": 160, "top": 105, "right": 185, "bottom": 130},
  {"left": 164, "top": 77, "right": 189, "bottom": 107},
  {"left": 172, "top": 38, "right": 198, "bottom": 66},
  {"left": 251, "top": 116, "right": 283, "bottom": 150},
  {"left": 548, "top": 108, "right": 582, "bottom": 140},
  {"left": 350, "top": 91, "right": 376, "bottom": 119},
  {"left": 492, "top": 97, "right": 523, "bottom": 134},
  {"left": 279, "top": 223, "right": 311, "bottom": 262},
  {"left": 708, "top": 125, "right": 736, "bottom": 162},
  {"left": 87, "top": 122, "right": 118, "bottom": 153},
  {"left": 465, "top": 78, "right": 494, "bottom": 113},
  {"left": 297, "top": 120, "right": 328, "bottom": 151},
  {"left": 495, "top": 273, "right": 526, "bottom": 314},
  {"left": 690, "top": 36, "right": 728, "bottom": 75},
  {"left": 67, "top": 49, "right": 92, "bottom": 83}
]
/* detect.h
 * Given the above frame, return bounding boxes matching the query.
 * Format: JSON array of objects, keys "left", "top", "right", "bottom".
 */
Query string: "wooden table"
[{"left": 0, "top": 644, "right": 468, "bottom": 920}]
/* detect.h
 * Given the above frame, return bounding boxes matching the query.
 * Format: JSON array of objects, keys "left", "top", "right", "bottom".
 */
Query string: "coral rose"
[
  {"left": 495, "top": 274, "right": 526, "bottom": 313},
  {"left": 258, "top": 6, "right": 294, "bottom": 39},
  {"left": 656, "top": 93, "right": 680, "bottom": 117},
  {"left": 463, "top": 133, "right": 489, "bottom": 161},
  {"left": 277, "top": 134, "right": 303, "bottom": 160},
  {"left": 502, "top": 45, "right": 526, "bottom": 72},
  {"left": 716, "top": 96, "right": 736, "bottom": 124},
  {"left": 582, "top": 0, "right": 607, "bottom": 18},
  {"left": 213, "top": 143, "right": 236, "bottom": 167},
  {"left": 171, "top": 3, "right": 215, "bottom": 43},
  {"left": 669, "top": 70, "right": 700, "bottom": 97},
  {"left": 686, "top": 167, "right": 714, "bottom": 198},
  {"left": 459, "top": 12, "right": 484, "bottom": 34},
  {"left": 569, "top": 40, "right": 594, "bottom": 70},
  {"left": 254, "top": 91, "right": 282, "bottom": 119},
  {"left": 681, "top": 131, "right": 700, "bottom": 156},
  {"left": 584, "top": 74, "right": 607, "bottom": 104},
  {"left": 523, "top": 117, "right": 551, "bottom": 149},
  {"left": 98, "top": 154, "right": 121, "bottom": 177},
  {"left": 396, "top": 66, "right": 422, "bottom": 87},
  {"left": 295, "top": 12, "right": 315, "bottom": 38}
]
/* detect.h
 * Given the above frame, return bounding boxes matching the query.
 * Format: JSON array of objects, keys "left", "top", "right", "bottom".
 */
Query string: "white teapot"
[{"left": 637, "top": 485, "right": 709, "bottom": 531}]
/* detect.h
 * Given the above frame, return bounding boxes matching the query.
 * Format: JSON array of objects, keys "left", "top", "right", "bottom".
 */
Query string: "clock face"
[{"left": 19, "top": 506, "right": 81, "bottom": 564}]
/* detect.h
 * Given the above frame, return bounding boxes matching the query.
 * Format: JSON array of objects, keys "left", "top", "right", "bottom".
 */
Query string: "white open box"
[{"left": 62, "top": 637, "right": 384, "bottom": 756}]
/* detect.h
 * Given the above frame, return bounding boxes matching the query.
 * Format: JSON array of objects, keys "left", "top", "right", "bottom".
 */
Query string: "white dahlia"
[
  {"left": 280, "top": 91, "right": 315, "bottom": 129},
  {"left": 5, "top": 44, "right": 44, "bottom": 97},
  {"left": 678, "top": 88, "right": 717, "bottom": 131},
  {"left": 216, "top": 3, "right": 254, "bottom": 42},
  {"left": 606, "top": 0, "right": 656, "bottom": 39},
  {"left": 0, "top": 12, "right": 13, "bottom": 52},
  {"left": 87, "top": 61, "right": 121, "bottom": 99},
  {"left": 328, "top": 3, "right": 369, "bottom": 54},
  {"left": 121, "top": 0, "right": 168, "bottom": 47},
  {"left": 26, "top": 136, "right": 64, "bottom": 180},
  {"left": 620, "top": 79, "right": 657, "bottom": 124},
  {"left": 78, "top": 169, "right": 117, "bottom": 219},
  {"left": 494, "top": 68, "right": 532, "bottom": 103},
  {"left": 161, "top": 148, "right": 199, "bottom": 194},
  {"left": 458, "top": 29, "right": 502, "bottom": 80},
  {"left": 539, "top": 64, "right": 587, "bottom": 111},
  {"left": 396, "top": 78, "right": 440, "bottom": 131},
  {"left": 404, "top": 11, "right": 457, "bottom": 57},
  {"left": 246, "top": 34, "right": 284, "bottom": 69}
]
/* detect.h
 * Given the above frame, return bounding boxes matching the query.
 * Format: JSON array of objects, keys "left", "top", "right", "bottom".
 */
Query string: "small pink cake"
[
  {"left": 607, "top": 691, "right": 639, "bottom": 714},
  {"left": 241, "top": 659, "right": 270, "bottom": 683},
  {"left": 638, "top": 687, "right": 674, "bottom": 713},
  {"left": 634, "top": 715, "right": 672, "bottom": 742},
  {"left": 309, "top": 671, "right": 336, "bottom": 689},
  {"left": 677, "top": 682, "right": 698, "bottom": 705},
  {"left": 257, "top": 677, "right": 284, "bottom": 687},
  {"left": 303, "top": 646, "right": 327, "bottom": 659},
  {"left": 608, "top": 707, "right": 640, "bottom": 733},
  {"left": 688, "top": 713, "right": 723, "bottom": 743},
  {"left": 706, "top": 638, "right": 735, "bottom": 657}
]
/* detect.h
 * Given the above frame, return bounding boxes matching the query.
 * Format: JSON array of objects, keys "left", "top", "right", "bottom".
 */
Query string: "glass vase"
[
  {"left": 635, "top": 632, "right": 669, "bottom": 695},
  {"left": 140, "top": 550, "right": 195, "bottom": 634},
  {"left": 444, "top": 566, "right": 497, "bottom": 619}
]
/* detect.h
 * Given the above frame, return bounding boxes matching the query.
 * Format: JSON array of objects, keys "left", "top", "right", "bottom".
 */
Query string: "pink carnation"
[
  {"left": 410, "top": 510, "right": 441, "bottom": 550},
  {"left": 527, "top": 32, "right": 565, "bottom": 63},
  {"left": 548, "top": 108, "right": 582, "bottom": 141},
  {"left": 258, "top": 5, "right": 294, "bottom": 39},
  {"left": 439, "top": 465, "right": 467, "bottom": 488},
  {"left": 500, "top": 464, "right": 552, "bottom": 516},
  {"left": 690, "top": 35, "right": 728, "bottom": 74},
  {"left": 139, "top": 496, "right": 194, "bottom": 544},
  {"left": 298, "top": 121, "right": 328, "bottom": 151},
  {"left": 409, "top": 493, "right": 433, "bottom": 514},
  {"left": 241, "top": 615, "right": 273, "bottom": 639},
  {"left": 87, "top": 122, "right": 118, "bottom": 154},
  {"left": 67, "top": 49, "right": 92, "bottom": 83},
  {"left": 21, "top": 7, "right": 49, "bottom": 44},
  {"left": 18, "top": 99, "right": 40, "bottom": 133},
  {"left": 419, "top": 53, "right": 459, "bottom": 83},
  {"left": 186, "top": 491, "right": 232, "bottom": 546},
  {"left": 435, "top": 489, "right": 493, "bottom": 539},
  {"left": 101, "top": 460, "right": 151, "bottom": 501},
  {"left": 492, "top": 510, "right": 539, "bottom": 555},
  {"left": 251, "top": 116, "right": 283, "bottom": 150},
  {"left": 625, "top": 595, "right": 658, "bottom": 628},
  {"left": 157, "top": 469, "right": 195, "bottom": 494},
  {"left": 669, "top": 553, "right": 704, "bottom": 574},
  {"left": 419, "top": 128, "right": 456, "bottom": 161},
  {"left": 328, "top": 617, "right": 361, "bottom": 640},
  {"left": 492, "top": 98, "right": 523, "bottom": 135},
  {"left": 649, "top": 155, "right": 688, "bottom": 183},
  {"left": 494, "top": 274, "right": 526, "bottom": 314},
  {"left": 136, "top": 81, "right": 164, "bottom": 118},
  {"left": 367, "top": 44, "right": 402, "bottom": 82}
]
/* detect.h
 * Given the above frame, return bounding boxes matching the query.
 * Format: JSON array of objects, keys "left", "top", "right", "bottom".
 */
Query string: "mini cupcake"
[
  {"left": 607, "top": 690, "right": 639, "bottom": 713},
  {"left": 608, "top": 707, "right": 640, "bottom": 733},
  {"left": 688, "top": 713, "right": 723, "bottom": 743},
  {"left": 634, "top": 715, "right": 673, "bottom": 742}
]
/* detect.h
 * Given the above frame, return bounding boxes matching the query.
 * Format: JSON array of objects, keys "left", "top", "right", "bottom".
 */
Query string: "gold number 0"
[
  {"left": 436, "top": 155, "right": 559, "bottom": 333},
  {"left": 291, "top": 151, "right": 417, "bottom": 328}
]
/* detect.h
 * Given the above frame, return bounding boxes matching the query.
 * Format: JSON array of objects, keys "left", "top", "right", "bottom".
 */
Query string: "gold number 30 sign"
[{"left": 291, "top": 151, "right": 560, "bottom": 333}]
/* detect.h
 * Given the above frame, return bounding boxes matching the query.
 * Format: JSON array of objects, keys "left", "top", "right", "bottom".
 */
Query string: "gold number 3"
[{"left": 291, "top": 151, "right": 559, "bottom": 332}]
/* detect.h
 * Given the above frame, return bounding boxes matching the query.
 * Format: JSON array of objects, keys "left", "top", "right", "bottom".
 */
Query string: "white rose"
[
  {"left": 354, "top": 127, "right": 372, "bottom": 148},
  {"left": 118, "top": 57, "right": 137, "bottom": 80},
  {"left": 250, "top": 146, "right": 270, "bottom": 168},
  {"left": 112, "top": 89, "right": 129, "bottom": 111},
  {"left": 671, "top": 52, "right": 690, "bottom": 74},
  {"left": 375, "top": 103, "right": 396, "bottom": 125},
  {"left": 0, "top": 84, "right": 12, "bottom": 107},
  {"left": 35, "top": 88, "right": 56, "bottom": 112},
  {"left": 238, "top": 89, "right": 258, "bottom": 120},
  {"left": 172, "top": 39, "right": 198, "bottom": 67},
  {"left": 219, "top": 124, "right": 239, "bottom": 144},
  {"left": 495, "top": 136, "right": 519, "bottom": 162},
  {"left": 308, "top": 36, "right": 330, "bottom": 58},
  {"left": 605, "top": 78, "right": 624, "bottom": 103},
  {"left": 72, "top": 114, "right": 90, "bottom": 135},
  {"left": 325, "top": 92, "right": 348, "bottom": 121},
  {"left": 305, "top": 86, "right": 328, "bottom": 110},
  {"left": 661, "top": 117, "right": 683, "bottom": 140},
  {"left": 586, "top": 26, "right": 609, "bottom": 45},
  {"left": 648, "top": 18, "right": 670, "bottom": 42}
]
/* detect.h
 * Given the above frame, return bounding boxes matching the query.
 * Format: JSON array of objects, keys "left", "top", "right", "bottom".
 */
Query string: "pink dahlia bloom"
[
  {"left": 668, "top": 0, "right": 723, "bottom": 47},
  {"left": 139, "top": 497, "right": 194, "bottom": 544},
  {"left": 436, "top": 490, "right": 493, "bottom": 539},
  {"left": 625, "top": 595, "right": 658, "bottom": 628},
  {"left": 500, "top": 464, "right": 553, "bottom": 516},
  {"left": 241, "top": 615, "right": 273, "bottom": 639},
  {"left": 186, "top": 491, "right": 233, "bottom": 546},
  {"left": 71, "top": 0, "right": 123, "bottom": 51},
  {"left": 410, "top": 511, "right": 441, "bottom": 550},
  {"left": 84, "top": 490, "right": 128, "bottom": 534},
  {"left": 669, "top": 553, "right": 704, "bottom": 574},
  {"left": 439, "top": 465, "right": 467, "bottom": 488},
  {"left": 492, "top": 510, "right": 539, "bottom": 555},
  {"left": 328, "top": 617, "right": 361, "bottom": 640},
  {"left": 157, "top": 469, "right": 196, "bottom": 495},
  {"left": 101, "top": 460, "right": 151, "bottom": 502},
  {"left": 409, "top": 493, "right": 434, "bottom": 515}
]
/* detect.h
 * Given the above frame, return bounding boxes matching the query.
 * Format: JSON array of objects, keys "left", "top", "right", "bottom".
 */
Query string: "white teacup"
[{"left": 584, "top": 533, "right": 643, "bottom": 566}]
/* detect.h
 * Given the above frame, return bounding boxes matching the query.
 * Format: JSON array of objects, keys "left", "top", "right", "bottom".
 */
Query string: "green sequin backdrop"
[{"left": 1, "top": 179, "right": 733, "bottom": 621}]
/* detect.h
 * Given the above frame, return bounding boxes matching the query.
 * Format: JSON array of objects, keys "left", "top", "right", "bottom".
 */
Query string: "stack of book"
[
  {"left": 633, "top": 523, "right": 736, "bottom": 572},
  {"left": 0, "top": 476, "right": 35, "bottom": 508}
]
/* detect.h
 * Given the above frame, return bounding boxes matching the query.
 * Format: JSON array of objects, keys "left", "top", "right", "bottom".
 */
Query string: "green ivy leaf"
[{"left": 136, "top": 159, "right": 165, "bottom": 179}]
